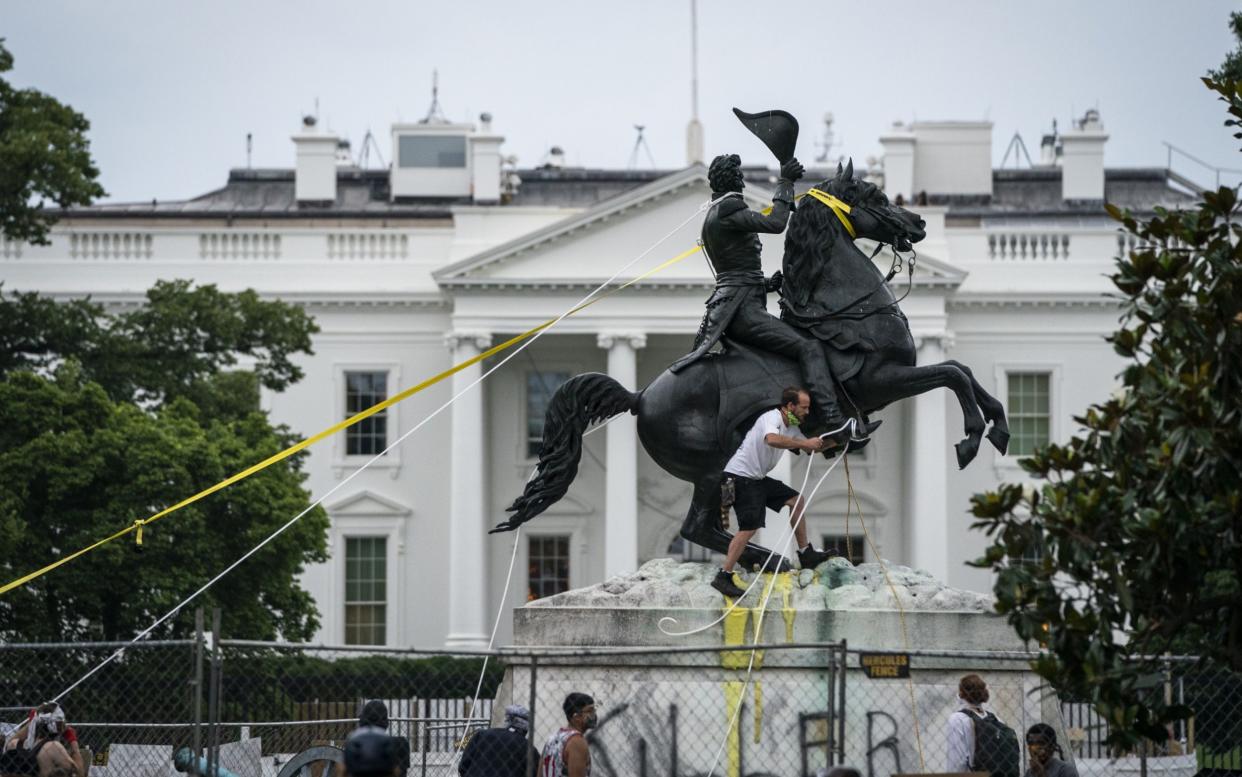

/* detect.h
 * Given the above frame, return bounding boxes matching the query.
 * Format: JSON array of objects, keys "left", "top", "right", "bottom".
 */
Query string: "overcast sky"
[{"left": 7, "top": 1, "right": 1241, "bottom": 203}]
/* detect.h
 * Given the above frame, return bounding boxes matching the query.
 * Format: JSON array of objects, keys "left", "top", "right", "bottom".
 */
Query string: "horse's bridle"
[{"left": 786, "top": 188, "right": 920, "bottom": 322}]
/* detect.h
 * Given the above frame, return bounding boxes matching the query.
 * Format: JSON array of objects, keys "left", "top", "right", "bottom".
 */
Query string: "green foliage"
[
  {"left": 0, "top": 279, "right": 318, "bottom": 404},
  {"left": 969, "top": 76, "right": 1242, "bottom": 750},
  {"left": 0, "top": 39, "right": 106, "bottom": 245},
  {"left": 0, "top": 283, "right": 327, "bottom": 642},
  {"left": 1209, "top": 12, "right": 1242, "bottom": 84}
]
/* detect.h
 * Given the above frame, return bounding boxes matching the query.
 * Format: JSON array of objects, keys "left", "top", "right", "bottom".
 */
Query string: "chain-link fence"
[{"left": 1, "top": 620, "right": 1239, "bottom": 777}]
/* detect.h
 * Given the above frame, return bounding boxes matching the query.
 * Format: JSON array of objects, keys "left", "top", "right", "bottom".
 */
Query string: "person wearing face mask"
[
  {"left": 711, "top": 387, "right": 835, "bottom": 598},
  {"left": 539, "top": 693, "right": 596, "bottom": 777},
  {"left": 1023, "top": 724, "right": 1077, "bottom": 777}
]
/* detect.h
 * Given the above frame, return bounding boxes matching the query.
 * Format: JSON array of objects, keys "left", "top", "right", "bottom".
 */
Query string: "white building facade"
[{"left": 0, "top": 112, "right": 1194, "bottom": 648}]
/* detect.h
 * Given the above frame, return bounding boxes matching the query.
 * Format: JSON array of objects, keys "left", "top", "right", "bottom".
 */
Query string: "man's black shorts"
[{"left": 724, "top": 474, "right": 798, "bottom": 531}]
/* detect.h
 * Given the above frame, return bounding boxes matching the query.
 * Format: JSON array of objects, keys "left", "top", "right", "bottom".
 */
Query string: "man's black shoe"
[
  {"left": 798, "top": 546, "right": 836, "bottom": 569},
  {"left": 711, "top": 569, "right": 747, "bottom": 598}
]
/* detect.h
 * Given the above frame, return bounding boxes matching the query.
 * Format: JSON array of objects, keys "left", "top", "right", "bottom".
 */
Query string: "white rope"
[
  {"left": 447, "top": 526, "right": 523, "bottom": 771},
  {"left": 657, "top": 446, "right": 846, "bottom": 637},
  {"left": 52, "top": 199, "right": 712, "bottom": 704}
]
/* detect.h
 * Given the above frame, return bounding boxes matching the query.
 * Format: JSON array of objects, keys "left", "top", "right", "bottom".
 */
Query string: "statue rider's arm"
[
  {"left": 720, "top": 159, "right": 804, "bottom": 235},
  {"left": 721, "top": 179, "right": 795, "bottom": 234}
]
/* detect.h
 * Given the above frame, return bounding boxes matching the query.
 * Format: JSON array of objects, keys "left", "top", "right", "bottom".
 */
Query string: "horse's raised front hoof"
[
  {"left": 987, "top": 425, "right": 1010, "bottom": 456},
  {"left": 955, "top": 437, "right": 980, "bottom": 469}
]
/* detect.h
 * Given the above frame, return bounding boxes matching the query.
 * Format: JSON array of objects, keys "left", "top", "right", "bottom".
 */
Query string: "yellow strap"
[
  {"left": 803, "top": 188, "right": 856, "bottom": 238},
  {"left": 0, "top": 243, "right": 703, "bottom": 597}
]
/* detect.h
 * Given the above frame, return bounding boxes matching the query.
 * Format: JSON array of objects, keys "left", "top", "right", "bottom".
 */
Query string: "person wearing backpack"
[{"left": 946, "top": 674, "right": 1020, "bottom": 777}]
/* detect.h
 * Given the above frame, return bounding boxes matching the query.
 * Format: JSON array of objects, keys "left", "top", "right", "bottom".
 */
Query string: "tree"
[
  {"left": 969, "top": 74, "right": 1242, "bottom": 748},
  {"left": 0, "top": 39, "right": 105, "bottom": 245},
  {"left": 0, "top": 281, "right": 328, "bottom": 642}
]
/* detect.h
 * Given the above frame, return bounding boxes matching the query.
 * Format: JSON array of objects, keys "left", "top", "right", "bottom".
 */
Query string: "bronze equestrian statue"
[{"left": 495, "top": 110, "right": 1009, "bottom": 569}]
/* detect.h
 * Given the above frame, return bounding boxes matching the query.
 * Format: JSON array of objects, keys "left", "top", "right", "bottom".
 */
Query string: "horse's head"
[
  {"left": 813, "top": 158, "right": 926, "bottom": 250},
  {"left": 782, "top": 159, "right": 928, "bottom": 309}
]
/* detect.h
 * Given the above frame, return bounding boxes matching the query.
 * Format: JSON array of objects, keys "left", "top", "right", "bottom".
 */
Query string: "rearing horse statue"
[{"left": 495, "top": 162, "right": 1010, "bottom": 569}]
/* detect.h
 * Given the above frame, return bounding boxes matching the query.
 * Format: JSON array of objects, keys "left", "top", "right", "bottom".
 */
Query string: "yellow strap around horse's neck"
[{"left": 804, "top": 188, "right": 856, "bottom": 238}]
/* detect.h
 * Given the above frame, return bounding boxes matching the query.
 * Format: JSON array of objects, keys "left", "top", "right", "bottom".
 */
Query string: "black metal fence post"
[
  {"left": 192, "top": 608, "right": 205, "bottom": 764},
  {"left": 206, "top": 608, "right": 222, "bottom": 777}
]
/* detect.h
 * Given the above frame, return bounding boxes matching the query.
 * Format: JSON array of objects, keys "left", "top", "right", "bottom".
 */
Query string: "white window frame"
[
  {"left": 993, "top": 363, "right": 1061, "bottom": 475},
  {"left": 332, "top": 515, "right": 405, "bottom": 647},
  {"left": 520, "top": 520, "right": 587, "bottom": 602},
  {"left": 334, "top": 363, "right": 402, "bottom": 476},
  {"left": 519, "top": 363, "right": 578, "bottom": 463}
]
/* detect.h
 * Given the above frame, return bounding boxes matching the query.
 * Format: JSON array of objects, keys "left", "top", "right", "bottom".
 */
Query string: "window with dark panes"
[
  {"left": 821, "top": 534, "right": 866, "bottom": 566},
  {"left": 345, "top": 536, "right": 386, "bottom": 645},
  {"left": 398, "top": 135, "right": 467, "bottom": 168},
  {"left": 527, "top": 371, "right": 570, "bottom": 457},
  {"left": 527, "top": 535, "right": 570, "bottom": 602},
  {"left": 346, "top": 371, "right": 388, "bottom": 456}
]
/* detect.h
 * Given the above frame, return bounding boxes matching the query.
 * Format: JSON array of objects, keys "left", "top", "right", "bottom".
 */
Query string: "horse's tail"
[{"left": 492, "top": 373, "right": 638, "bottom": 533}]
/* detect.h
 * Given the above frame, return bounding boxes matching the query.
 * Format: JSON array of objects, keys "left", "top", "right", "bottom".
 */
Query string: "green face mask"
[{"left": 784, "top": 410, "right": 801, "bottom": 427}]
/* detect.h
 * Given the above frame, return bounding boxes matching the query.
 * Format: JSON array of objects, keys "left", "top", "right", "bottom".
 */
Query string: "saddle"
[{"left": 708, "top": 339, "right": 865, "bottom": 453}]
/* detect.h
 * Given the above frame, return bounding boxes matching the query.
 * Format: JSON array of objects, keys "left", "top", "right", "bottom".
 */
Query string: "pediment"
[
  {"left": 326, "top": 490, "right": 412, "bottom": 518},
  {"left": 435, "top": 166, "right": 775, "bottom": 288}
]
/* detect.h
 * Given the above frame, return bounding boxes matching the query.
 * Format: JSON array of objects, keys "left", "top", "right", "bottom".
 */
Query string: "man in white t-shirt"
[{"left": 712, "top": 386, "right": 847, "bottom": 597}]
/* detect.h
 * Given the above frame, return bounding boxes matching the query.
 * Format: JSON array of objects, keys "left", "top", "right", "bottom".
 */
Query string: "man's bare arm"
[
  {"left": 565, "top": 735, "right": 590, "bottom": 777},
  {"left": 764, "top": 433, "right": 822, "bottom": 453}
]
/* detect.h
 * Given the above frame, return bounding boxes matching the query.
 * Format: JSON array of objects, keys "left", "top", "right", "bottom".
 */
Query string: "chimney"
[
  {"left": 1060, "top": 109, "right": 1107, "bottom": 201},
  {"left": 470, "top": 112, "right": 503, "bottom": 204},
  {"left": 335, "top": 139, "right": 354, "bottom": 167},
  {"left": 292, "top": 116, "right": 338, "bottom": 203},
  {"left": 546, "top": 146, "right": 566, "bottom": 170},
  {"left": 1039, "top": 133, "right": 1059, "bottom": 166},
  {"left": 879, "top": 122, "right": 915, "bottom": 202},
  {"left": 909, "top": 121, "right": 993, "bottom": 197}
]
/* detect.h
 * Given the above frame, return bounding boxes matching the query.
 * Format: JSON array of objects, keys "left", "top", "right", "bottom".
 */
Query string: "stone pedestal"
[{"left": 498, "top": 559, "right": 1071, "bottom": 777}]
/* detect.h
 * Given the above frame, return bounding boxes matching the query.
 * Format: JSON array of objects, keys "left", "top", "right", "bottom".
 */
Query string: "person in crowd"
[
  {"left": 1, "top": 704, "right": 85, "bottom": 777},
  {"left": 343, "top": 727, "right": 400, "bottom": 777},
  {"left": 458, "top": 704, "right": 539, "bottom": 777},
  {"left": 334, "top": 701, "right": 408, "bottom": 777},
  {"left": 539, "top": 693, "right": 596, "bottom": 777},
  {"left": 947, "top": 674, "right": 995, "bottom": 771},
  {"left": 1024, "top": 723, "right": 1078, "bottom": 777},
  {"left": 946, "top": 674, "right": 1020, "bottom": 777}
]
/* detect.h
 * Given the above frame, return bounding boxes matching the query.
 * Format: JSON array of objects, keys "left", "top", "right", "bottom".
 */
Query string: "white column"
[
  {"left": 905, "top": 334, "right": 949, "bottom": 581},
  {"left": 444, "top": 331, "right": 492, "bottom": 649},
  {"left": 597, "top": 332, "right": 646, "bottom": 579}
]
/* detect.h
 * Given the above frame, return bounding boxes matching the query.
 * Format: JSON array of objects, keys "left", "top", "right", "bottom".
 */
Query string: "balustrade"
[
  {"left": 326, "top": 232, "right": 408, "bottom": 260},
  {"left": 69, "top": 232, "right": 154, "bottom": 260},
  {"left": 987, "top": 232, "right": 1071, "bottom": 260},
  {"left": 199, "top": 232, "right": 281, "bottom": 260}
]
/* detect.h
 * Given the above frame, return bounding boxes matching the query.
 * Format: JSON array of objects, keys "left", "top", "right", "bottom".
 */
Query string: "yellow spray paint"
[
  {"left": 719, "top": 571, "right": 797, "bottom": 773},
  {"left": 776, "top": 571, "right": 795, "bottom": 643}
]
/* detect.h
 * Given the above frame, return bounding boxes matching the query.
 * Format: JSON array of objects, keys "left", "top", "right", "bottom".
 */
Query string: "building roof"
[{"left": 58, "top": 163, "right": 1198, "bottom": 222}]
